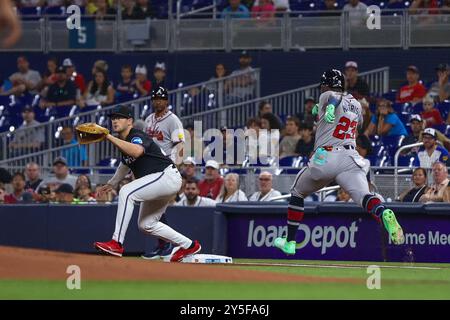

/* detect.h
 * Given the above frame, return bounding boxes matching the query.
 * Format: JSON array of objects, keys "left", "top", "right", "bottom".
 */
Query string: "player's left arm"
[{"left": 106, "top": 134, "right": 144, "bottom": 159}]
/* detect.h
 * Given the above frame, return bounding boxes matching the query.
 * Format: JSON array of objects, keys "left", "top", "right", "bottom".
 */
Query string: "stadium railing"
[
  {"left": 1, "top": 9, "right": 449, "bottom": 52},
  {"left": 0, "top": 68, "right": 260, "bottom": 163},
  {"left": 180, "top": 66, "right": 390, "bottom": 128}
]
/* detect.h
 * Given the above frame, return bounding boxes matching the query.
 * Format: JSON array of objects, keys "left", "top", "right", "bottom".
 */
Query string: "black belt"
[{"left": 322, "top": 145, "right": 355, "bottom": 151}]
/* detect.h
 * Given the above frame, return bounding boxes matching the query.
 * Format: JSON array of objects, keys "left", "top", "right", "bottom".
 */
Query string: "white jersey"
[
  {"left": 174, "top": 196, "right": 216, "bottom": 207},
  {"left": 314, "top": 91, "right": 363, "bottom": 150},
  {"left": 144, "top": 111, "right": 185, "bottom": 161},
  {"left": 248, "top": 189, "right": 282, "bottom": 201},
  {"left": 216, "top": 190, "right": 248, "bottom": 203}
]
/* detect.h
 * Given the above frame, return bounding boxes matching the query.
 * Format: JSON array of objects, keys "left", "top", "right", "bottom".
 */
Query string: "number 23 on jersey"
[{"left": 332, "top": 116, "right": 358, "bottom": 140}]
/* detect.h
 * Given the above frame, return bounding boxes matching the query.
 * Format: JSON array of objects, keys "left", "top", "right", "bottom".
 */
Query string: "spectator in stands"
[
  {"left": 226, "top": 51, "right": 257, "bottom": 103},
  {"left": 9, "top": 105, "right": 45, "bottom": 154},
  {"left": 396, "top": 66, "right": 427, "bottom": 104},
  {"left": 91, "top": 60, "right": 108, "bottom": 75},
  {"left": 54, "top": 183, "right": 75, "bottom": 204},
  {"left": 427, "top": 63, "right": 450, "bottom": 103},
  {"left": 442, "top": 0, "right": 450, "bottom": 13},
  {"left": 401, "top": 114, "right": 423, "bottom": 154},
  {"left": 356, "top": 134, "right": 373, "bottom": 158},
  {"left": 35, "top": 185, "right": 55, "bottom": 203},
  {"left": 364, "top": 99, "right": 408, "bottom": 137},
  {"left": 421, "top": 95, "right": 444, "bottom": 128},
  {"left": 343, "top": 0, "right": 368, "bottom": 27},
  {"left": 174, "top": 178, "right": 216, "bottom": 207},
  {"left": 251, "top": 0, "right": 275, "bottom": 20},
  {"left": 409, "top": 0, "right": 439, "bottom": 14},
  {"left": 297, "top": 97, "right": 316, "bottom": 129},
  {"left": 63, "top": 58, "right": 86, "bottom": 101},
  {"left": 336, "top": 188, "right": 352, "bottom": 202},
  {"left": 24, "top": 162, "right": 42, "bottom": 192},
  {"left": 246, "top": 117, "right": 261, "bottom": 135},
  {"left": 280, "top": 116, "right": 301, "bottom": 158},
  {"left": 419, "top": 162, "right": 450, "bottom": 203},
  {"left": 273, "top": 0, "right": 290, "bottom": 12},
  {"left": 221, "top": 0, "right": 251, "bottom": 19},
  {"left": 322, "top": 0, "right": 339, "bottom": 13},
  {"left": 39, "top": 66, "right": 77, "bottom": 109},
  {"left": 344, "top": 61, "right": 370, "bottom": 100},
  {"left": 182, "top": 157, "right": 200, "bottom": 181},
  {"left": 36, "top": 156, "right": 77, "bottom": 192},
  {"left": 295, "top": 122, "right": 314, "bottom": 158},
  {"left": 92, "top": 0, "right": 117, "bottom": 20},
  {"left": 4, "top": 172, "right": 33, "bottom": 204},
  {"left": 198, "top": 159, "right": 224, "bottom": 199},
  {"left": 358, "top": 97, "right": 372, "bottom": 134},
  {"left": 134, "top": 0, "right": 156, "bottom": 19},
  {"left": 95, "top": 183, "right": 115, "bottom": 203},
  {"left": 261, "top": 112, "right": 283, "bottom": 131},
  {"left": 216, "top": 173, "right": 248, "bottom": 203},
  {"left": 82, "top": 69, "right": 115, "bottom": 107},
  {"left": 414, "top": 128, "right": 449, "bottom": 168},
  {"left": 74, "top": 183, "right": 96, "bottom": 203},
  {"left": 257, "top": 101, "right": 283, "bottom": 128},
  {"left": 116, "top": 64, "right": 137, "bottom": 102},
  {"left": 133, "top": 65, "right": 152, "bottom": 97},
  {"left": 151, "top": 62, "right": 167, "bottom": 89},
  {"left": 122, "top": 0, "right": 139, "bottom": 19},
  {"left": 75, "top": 174, "right": 92, "bottom": 191},
  {"left": 398, "top": 168, "right": 428, "bottom": 202},
  {"left": 37, "top": 57, "right": 58, "bottom": 95},
  {"left": 248, "top": 171, "right": 282, "bottom": 201},
  {"left": 60, "top": 126, "right": 88, "bottom": 167},
  {"left": 1, "top": 56, "right": 42, "bottom": 96}
]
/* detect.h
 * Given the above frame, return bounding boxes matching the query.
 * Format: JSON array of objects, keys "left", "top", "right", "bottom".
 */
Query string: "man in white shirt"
[
  {"left": 419, "top": 162, "right": 450, "bottom": 203},
  {"left": 36, "top": 157, "right": 77, "bottom": 193},
  {"left": 3, "top": 56, "right": 42, "bottom": 96},
  {"left": 248, "top": 171, "right": 282, "bottom": 201},
  {"left": 175, "top": 179, "right": 216, "bottom": 207},
  {"left": 343, "top": 0, "right": 368, "bottom": 27}
]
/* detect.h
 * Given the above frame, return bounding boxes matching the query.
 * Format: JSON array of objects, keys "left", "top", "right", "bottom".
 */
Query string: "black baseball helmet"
[
  {"left": 320, "top": 69, "right": 345, "bottom": 90},
  {"left": 151, "top": 86, "right": 169, "bottom": 100}
]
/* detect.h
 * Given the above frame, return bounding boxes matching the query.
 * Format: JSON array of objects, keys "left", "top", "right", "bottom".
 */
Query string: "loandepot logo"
[{"left": 247, "top": 220, "right": 359, "bottom": 255}]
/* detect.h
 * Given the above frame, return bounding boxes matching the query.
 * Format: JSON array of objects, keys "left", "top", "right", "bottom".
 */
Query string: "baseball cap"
[
  {"left": 184, "top": 156, "right": 197, "bottom": 166},
  {"left": 436, "top": 63, "right": 449, "bottom": 71},
  {"left": 22, "top": 105, "right": 34, "bottom": 112},
  {"left": 423, "top": 128, "right": 437, "bottom": 138},
  {"left": 407, "top": 65, "right": 419, "bottom": 73},
  {"left": 205, "top": 159, "right": 219, "bottom": 170},
  {"left": 108, "top": 105, "right": 133, "bottom": 119},
  {"left": 151, "top": 86, "right": 169, "bottom": 100},
  {"left": 53, "top": 156, "right": 68, "bottom": 166},
  {"left": 240, "top": 50, "right": 251, "bottom": 58},
  {"left": 345, "top": 61, "right": 358, "bottom": 69},
  {"left": 154, "top": 62, "right": 166, "bottom": 71},
  {"left": 55, "top": 183, "right": 74, "bottom": 194},
  {"left": 135, "top": 64, "right": 147, "bottom": 75},
  {"left": 410, "top": 114, "right": 422, "bottom": 123},
  {"left": 63, "top": 58, "right": 74, "bottom": 67}
]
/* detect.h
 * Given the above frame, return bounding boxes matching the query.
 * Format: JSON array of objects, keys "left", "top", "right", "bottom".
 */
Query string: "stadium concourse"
[{"left": 0, "top": 0, "right": 450, "bottom": 302}]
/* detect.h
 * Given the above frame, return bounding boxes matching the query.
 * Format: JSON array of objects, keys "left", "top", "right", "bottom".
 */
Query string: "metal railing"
[
  {"left": 180, "top": 66, "right": 390, "bottom": 128},
  {"left": 2, "top": 9, "right": 450, "bottom": 52},
  {"left": 0, "top": 68, "right": 260, "bottom": 164}
]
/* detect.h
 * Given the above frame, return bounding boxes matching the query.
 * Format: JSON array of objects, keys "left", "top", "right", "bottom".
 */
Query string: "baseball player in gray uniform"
[
  {"left": 93, "top": 105, "right": 201, "bottom": 262},
  {"left": 142, "top": 86, "right": 186, "bottom": 259},
  {"left": 274, "top": 69, "right": 405, "bottom": 256}
]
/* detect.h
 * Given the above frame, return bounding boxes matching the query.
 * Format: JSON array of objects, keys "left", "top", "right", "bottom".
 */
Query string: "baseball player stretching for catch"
[
  {"left": 274, "top": 69, "right": 405, "bottom": 255},
  {"left": 142, "top": 86, "right": 185, "bottom": 260},
  {"left": 94, "top": 105, "right": 201, "bottom": 262}
]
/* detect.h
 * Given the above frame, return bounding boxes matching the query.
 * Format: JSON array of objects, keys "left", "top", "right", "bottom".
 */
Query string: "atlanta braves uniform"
[
  {"left": 109, "top": 128, "right": 193, "bottom": 249},
  {"left": 144, "top": 111, "right": 185, "bottom": 162},
  {"left": 291, "top": 90, "right": 372, "bottom": 206}
]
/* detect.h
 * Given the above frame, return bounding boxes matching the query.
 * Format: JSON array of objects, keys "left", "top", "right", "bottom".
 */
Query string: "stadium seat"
[
  {"left": 437, "top": 101, "right": 450, "bottom": 119},
  {"left": 96, "top": 158, "right": 119, "bottom": 174}
]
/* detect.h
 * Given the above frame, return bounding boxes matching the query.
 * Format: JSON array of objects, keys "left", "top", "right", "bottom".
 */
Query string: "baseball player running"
[
  {"left": 94, "top": 105, "right": 201, "bottom": 262},
  {"left": 274, "top": 69, "right": 405, "bottom": 255},
  {"left": 142, "top": 86, "right": 186, "bottom": 259}
]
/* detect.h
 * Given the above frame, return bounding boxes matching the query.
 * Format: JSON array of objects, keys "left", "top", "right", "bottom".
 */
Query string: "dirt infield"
[{"left": 0, "top": 246, "right": 361, "bottom": 284}]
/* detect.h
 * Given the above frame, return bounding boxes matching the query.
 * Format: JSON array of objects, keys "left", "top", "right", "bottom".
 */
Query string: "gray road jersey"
[
  {"left": 314, "top": 91, "right": 363, "bottom": 150},
  {"left": 144, "top": 111, "right": 185, "bottom": 157}
]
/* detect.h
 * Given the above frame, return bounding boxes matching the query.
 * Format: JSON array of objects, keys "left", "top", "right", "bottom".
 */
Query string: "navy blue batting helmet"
[
  {"left": 320, "top": 69, "right": 345, "bottom": 90},
  {"left": 151, "top": 86, "right": 169, "bottom": 100}
]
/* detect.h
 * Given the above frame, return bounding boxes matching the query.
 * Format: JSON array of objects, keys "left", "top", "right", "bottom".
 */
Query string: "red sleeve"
[
  {"left": 4, "top": 195, "right": 16, "bottom": 204},
  {"left": 414, "top": 84, "right": 427, "bottom": 100},
  {"left": 144, "top": 81, "right": 152, "bottom": 94},
  {"left": 433, "top": 109, "right": 444, "bottom": 125}
]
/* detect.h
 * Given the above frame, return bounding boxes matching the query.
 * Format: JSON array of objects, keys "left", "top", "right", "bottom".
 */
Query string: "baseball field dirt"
[{"left": 1, "top": 246, "right": 450, "bottom": 299}]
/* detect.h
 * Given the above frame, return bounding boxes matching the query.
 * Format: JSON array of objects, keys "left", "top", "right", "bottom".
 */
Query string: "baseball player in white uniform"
[
  {"left": 93, "top": 105, "right": 201, "bottom": 262},
  {"left": 142, "top": 86, "right": 186, "bottom": 259},
  {"left": 274, "top": 69, "right": 405, "bottom": 256}
]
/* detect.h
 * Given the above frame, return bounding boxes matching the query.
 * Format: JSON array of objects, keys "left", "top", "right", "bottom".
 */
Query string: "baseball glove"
[{"left": 75, "top": 123, "right": 110, "bottom": 145}]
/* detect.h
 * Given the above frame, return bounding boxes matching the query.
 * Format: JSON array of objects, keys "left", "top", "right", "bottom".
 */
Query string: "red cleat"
[
  {"left": 170, "top": 240, "right": 202, "bottom": 262},
  {"left": 94, "top": 239, "right": 124, "bottom": 257}
]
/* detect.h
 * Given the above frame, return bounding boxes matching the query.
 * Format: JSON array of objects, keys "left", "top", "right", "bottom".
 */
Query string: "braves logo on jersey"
[{"left": 146, "top": 127, "right": 164, "bottom": 141}]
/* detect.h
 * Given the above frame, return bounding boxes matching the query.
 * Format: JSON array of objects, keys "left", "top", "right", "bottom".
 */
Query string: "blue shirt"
[
  {"left": 221, "top": 5, "right": 250, "bottom": 19},
  {"left": 413, "top": 145, "right": 449, "bottom": 168},
  {"left": 371, "top": 113, "right": 408, "bottom": 137},
  {"left": 62, "top": 139, "right": 87, "bottom": 167}
]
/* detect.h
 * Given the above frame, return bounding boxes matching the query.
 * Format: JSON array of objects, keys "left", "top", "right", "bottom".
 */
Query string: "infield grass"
[{"left": 1, "top": 259, "right": 450, "bottom": 299}]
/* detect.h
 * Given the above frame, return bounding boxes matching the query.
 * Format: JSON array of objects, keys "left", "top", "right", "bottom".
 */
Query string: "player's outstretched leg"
[
  {"left": 274, "top": 195, "right": 305, "bottom": 255},
  {"left": 362, "top": 194, "right": 405, "bottom": 245}
]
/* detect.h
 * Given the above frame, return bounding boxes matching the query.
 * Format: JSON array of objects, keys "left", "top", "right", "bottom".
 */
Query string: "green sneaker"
[
  {"left": 274, "top": 237, "right": 296, "bottom": 255},
  {"left": 382, "top": 209, "right": 405, "bottom": 245}
]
